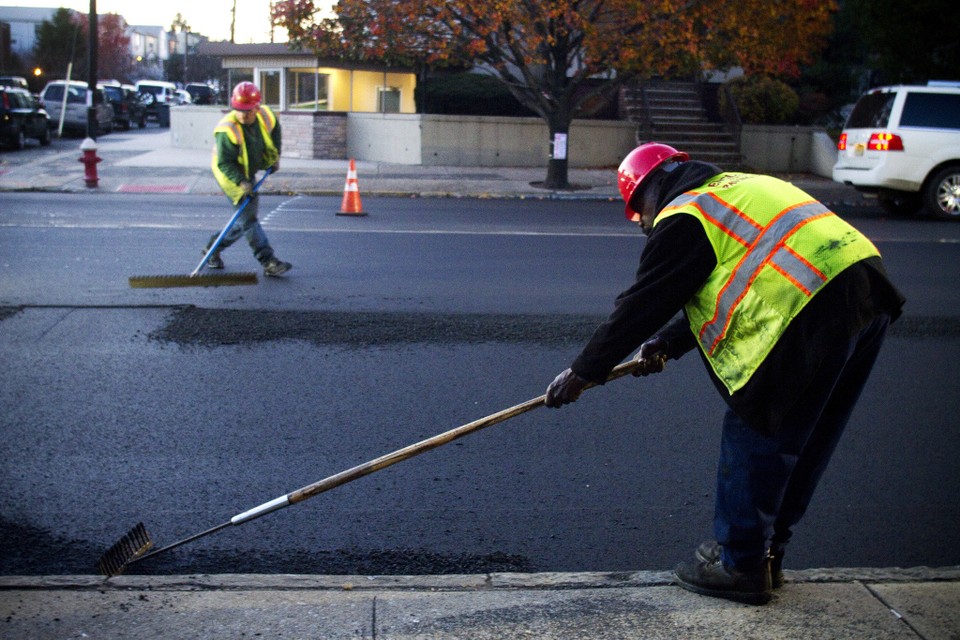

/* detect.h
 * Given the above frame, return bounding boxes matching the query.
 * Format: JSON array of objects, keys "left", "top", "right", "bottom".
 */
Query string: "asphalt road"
[{"left": 1, "top": 193, "right": 958, "bottom": 577}]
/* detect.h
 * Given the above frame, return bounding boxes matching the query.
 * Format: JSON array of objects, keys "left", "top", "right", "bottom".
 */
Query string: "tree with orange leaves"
[{"left": 273, "top": 0, "right": 836, "bottom": 189}]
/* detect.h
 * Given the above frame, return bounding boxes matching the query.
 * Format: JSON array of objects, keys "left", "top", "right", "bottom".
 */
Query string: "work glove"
[
  {"left": 631, "top": 336, "right": 668, "bottom": 377},
  {"left": 239, "top": 181, "right": 253, "bottom": 196},
  {"left": 270, "top": 160, "right": 280, "bottom": 174},
  {"left": 545, "top": 368, "right": 589, "bottom": 408}
]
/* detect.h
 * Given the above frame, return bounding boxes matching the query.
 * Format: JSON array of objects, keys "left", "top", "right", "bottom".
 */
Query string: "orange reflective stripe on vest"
[
  {"left": 693, "top": 198, "right": 832, "bottom": 354},
  {"left": 657, "top": 173, "right": 880, "bottom": 393}
]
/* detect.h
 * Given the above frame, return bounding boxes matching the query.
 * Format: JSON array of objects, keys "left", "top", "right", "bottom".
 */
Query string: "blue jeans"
[
  {"left": 208, "top": 194, "right": 274, "bottom": 264},
  {"left": 714, "top": 313, "right": 891, "bottom": 570}
]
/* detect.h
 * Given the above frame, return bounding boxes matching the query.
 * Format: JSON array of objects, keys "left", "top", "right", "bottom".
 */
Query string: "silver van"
[{"left": 39, "top": 80, "right": 114, "bottom": 135}]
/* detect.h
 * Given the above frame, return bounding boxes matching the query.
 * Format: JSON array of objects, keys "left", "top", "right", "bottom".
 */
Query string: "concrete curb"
[{"left": 3, "top": 567, "right": 959, "bottom": 591}]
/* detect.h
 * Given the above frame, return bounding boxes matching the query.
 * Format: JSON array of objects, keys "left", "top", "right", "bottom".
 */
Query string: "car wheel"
[
  {"left": 877, "top": 191, "right": 921, "bottom": 216},
  {"left": 38, "top": 125, "right": 51, "bottom": 146},
  {"left": 924, "top": 166, "right": 960, "bottom": 220}
]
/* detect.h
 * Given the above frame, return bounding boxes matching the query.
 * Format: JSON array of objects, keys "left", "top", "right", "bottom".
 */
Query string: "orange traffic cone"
[{"left": 337, "top": 158, "right": 367, "bottom": 216}]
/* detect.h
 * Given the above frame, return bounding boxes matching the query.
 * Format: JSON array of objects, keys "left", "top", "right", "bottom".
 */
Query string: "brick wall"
[{"left": 280, "top": 111, "right": 347, "bottom": 160}]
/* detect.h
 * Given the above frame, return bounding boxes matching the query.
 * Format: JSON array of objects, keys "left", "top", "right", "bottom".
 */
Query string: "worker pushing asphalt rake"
[
  {"left": 97, "top": 357, "right": 663, "bottom": 577},
  {"left": 127, "top": 168, "right": 273, "bottom": 289}
]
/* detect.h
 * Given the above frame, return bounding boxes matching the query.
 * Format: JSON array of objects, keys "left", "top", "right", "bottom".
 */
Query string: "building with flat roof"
[{"left": 198, "top": 41, "right": 416, "bottom": 114}]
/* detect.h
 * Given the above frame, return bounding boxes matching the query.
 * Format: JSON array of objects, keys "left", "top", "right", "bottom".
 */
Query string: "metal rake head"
[{"left": 97, "top": 522, "right": 154, "bottom": 577}]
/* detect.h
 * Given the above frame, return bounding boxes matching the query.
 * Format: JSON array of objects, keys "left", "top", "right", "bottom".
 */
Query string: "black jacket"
[{"left": 571, "top": 162, "right": 905, "bottom": 434}]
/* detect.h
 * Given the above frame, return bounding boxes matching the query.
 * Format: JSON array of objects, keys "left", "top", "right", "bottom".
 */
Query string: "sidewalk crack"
[{"left": 862, "top": 581, "right": 927, "bottom": 639}]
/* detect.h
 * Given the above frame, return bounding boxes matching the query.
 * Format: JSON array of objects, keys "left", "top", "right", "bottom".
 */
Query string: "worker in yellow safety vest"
[
  {"left": 545, "top": 143, "right": 905, "bottom": 605},
  {"left": 203, "top": 81, "right": 290, "bottom": 277}
]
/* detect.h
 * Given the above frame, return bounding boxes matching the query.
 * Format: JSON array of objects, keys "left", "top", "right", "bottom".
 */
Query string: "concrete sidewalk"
[
  {"left": 2, "top": 569, "right": 959, "bottom": 639},
  {"left": 0, "top": 128, "right": 869, "bottom": 208}
]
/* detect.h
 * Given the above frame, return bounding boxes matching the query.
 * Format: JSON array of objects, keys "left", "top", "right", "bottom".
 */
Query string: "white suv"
[{"left": 832, "top": 82, "right": 960, "bottom": 219}]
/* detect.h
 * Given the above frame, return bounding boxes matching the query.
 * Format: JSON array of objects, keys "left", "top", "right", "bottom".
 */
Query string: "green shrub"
[
  {"left": 416, "top": 72, "right": 536, "bottom": 117},
  {"left": 721, "top": 76, "right": 800, "bottom": 124}
]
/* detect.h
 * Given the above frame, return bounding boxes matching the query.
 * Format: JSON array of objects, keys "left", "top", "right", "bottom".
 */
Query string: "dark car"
[
  {"left": 1, "top": 86, "right": 51, "bottom": 149},
  {"left": 185, "top": 83, "right": 217, "bottom": 105},
  {"left": 0, "top": 76, "right": 30, "bottom": 90},
  {"left": 102, "top": 84, "right": 147, "bottom": 130}
]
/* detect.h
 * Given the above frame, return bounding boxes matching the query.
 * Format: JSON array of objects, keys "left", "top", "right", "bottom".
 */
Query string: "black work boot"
[
  {"left": 263, "top": 257, "right": 292, "bottom": 277},
  {"left": 201, "top": 248, "right": 224, "bottom": 269},
  {"left": 696, "top": 540, "right": 785, "bottom": 588},
  {"left": 769, "top": 547, "right": 785, "bottom": 589},
  {"left": 675, "top": 554, "right": 772, "bottom": 605}
]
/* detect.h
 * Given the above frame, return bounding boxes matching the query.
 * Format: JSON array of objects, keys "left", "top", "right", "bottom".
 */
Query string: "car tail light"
[
  {"left": 867, "top": 132, "right": 904, "bottom": 151},
  {"left": 837, "top": 133, "right": 847, "bottom": 151}
]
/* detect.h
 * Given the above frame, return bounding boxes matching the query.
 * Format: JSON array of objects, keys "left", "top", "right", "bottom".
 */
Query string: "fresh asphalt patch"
[
  {"left": 145, "top": 307, "right": 960, "bottom": 348},
  {"left": 146, "top": 307, "right": 607, "bottom": 348}
]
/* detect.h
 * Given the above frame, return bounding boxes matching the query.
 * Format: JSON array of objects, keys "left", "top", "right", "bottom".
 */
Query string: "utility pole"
[
  {"left": 230, "top": 0, "right": 237, "bottom": 43},
  {"left": 87, "top": 0, "right": 98, "bottom": 139},
  {"left": 183, "top": 25, "right": 190, "bottom": 85}
]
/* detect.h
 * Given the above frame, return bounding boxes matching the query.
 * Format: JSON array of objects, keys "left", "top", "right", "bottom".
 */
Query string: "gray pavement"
[{"left": 2, "top": 129, "right": 958, "bottom": 639}]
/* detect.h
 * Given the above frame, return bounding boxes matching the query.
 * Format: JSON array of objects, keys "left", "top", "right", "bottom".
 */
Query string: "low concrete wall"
[
  {"left": 171, "top": 108, "right": 635, "bottom": 167},
  {"left": 740, "top": 125, "right": 837, "bottom": 177},
  {"left": 347, "top": 114, "right": 635, "bottom": 167},
  {"left": 169, "top": 107, "right": 349, "bottom": 160},
  {"left": 170, "top": 108, "right": 835, "bottom": 175},
  {"left": 347, "top": 113, "right": 423, "bottom": 164},
  {"left": 417, "top": 115, "right": 635, "bottom": 167},
  {"left": 170, "top": 106, "right": 226, "bottom": 151}
]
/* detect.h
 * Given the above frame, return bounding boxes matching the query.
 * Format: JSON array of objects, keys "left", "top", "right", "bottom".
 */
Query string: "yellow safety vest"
[
  {"left": 210, "top": 106, "right": 279, "bottom": 204},
  {"left": 655, "top": 172, "right": 881, "bottom": 394}
]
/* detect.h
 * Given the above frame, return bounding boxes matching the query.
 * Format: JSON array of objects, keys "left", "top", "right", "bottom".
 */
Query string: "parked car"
[
  {"left": 39, "top": 80, "right": 114, "bottom": 136},
  {"left": 102, "top": 84, "right": 146, "bottom": 129},
  {"left": 175, "top": 89, "right": 192, "bottom": 105},
  {"left": 0, "top": 75, "right": 30, "bottom": 91},
  {"left": 185, "top": 83, "right": 217, "bottom": 105},
  {"left": 135, "top": 80, "right": 178, "bottom": 119},
  {"left": 833, "top": 82, "right": 960, "bottom": 219},
  {"left": 1, "top": 85, "right": 51, "bottom": 149}
]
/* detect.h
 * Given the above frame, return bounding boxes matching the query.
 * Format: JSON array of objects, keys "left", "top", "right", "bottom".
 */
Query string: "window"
[
  {"left": 900, "top": 93, "right": 960, "bottom": 129},
  {"left": 845, "top": 92, "right": 895, "bottom": 129},
  {"left": 226, "top": 69, "right": 254, "bottom": 96},
  {"left": 378, "top": 87, "right": 400, "bottom": 113},
  {"left": 259, "top": 69, "right": 281, "bottom": 109},
  {"left": 43, "top": 84, "right": 63, "bottom": 102},
  {"left": 287, "top": 69, "right": 328, "bottom": 110}
]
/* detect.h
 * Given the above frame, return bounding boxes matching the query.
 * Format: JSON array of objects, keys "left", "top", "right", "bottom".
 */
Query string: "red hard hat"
[
  {"left": 618, "top": 143, "right": 689, "bottom": 221},
  {"left": 230, "top": 81, "right": 262, "bottom": 111}
]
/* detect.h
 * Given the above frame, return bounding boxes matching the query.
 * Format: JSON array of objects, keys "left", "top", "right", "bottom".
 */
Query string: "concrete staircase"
[{"left": 623, "top": 80, "right": 741, "bottom": 167}]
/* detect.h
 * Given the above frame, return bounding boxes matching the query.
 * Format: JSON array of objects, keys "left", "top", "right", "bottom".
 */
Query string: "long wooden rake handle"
[
  {"left": 106, "top": 359, "right": 650, "bottom": 574},
  {"left": 237, "top": 359, "right": 643, "bottom": 520}
]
